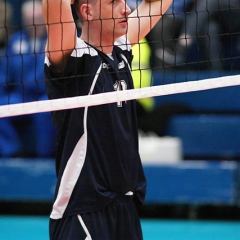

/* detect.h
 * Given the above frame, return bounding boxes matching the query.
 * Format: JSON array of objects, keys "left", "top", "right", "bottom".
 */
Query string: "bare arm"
[
  {"left": 127, "top": 0, "right": 173, "bottom": 46},
  {"left": 42, "top": 0, "right": 76, "bottom": 69}
]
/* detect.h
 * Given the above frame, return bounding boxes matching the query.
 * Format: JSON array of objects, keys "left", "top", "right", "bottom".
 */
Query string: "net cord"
[{"left": 0, "top": 74, "right": 240, "bottom": 118}]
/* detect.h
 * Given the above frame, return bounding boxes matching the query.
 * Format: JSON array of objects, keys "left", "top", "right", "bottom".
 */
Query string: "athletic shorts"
[{"left": 49, "top": 194, "right": 143, "bottom": 240}]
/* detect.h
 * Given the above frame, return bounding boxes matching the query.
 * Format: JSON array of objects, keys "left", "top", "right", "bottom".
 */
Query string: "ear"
[{"left": 80, "top": 3, "right": 93, "bottom": 20}]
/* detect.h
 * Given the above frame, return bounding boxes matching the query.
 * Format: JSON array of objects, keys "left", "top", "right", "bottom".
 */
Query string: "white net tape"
[{"left": 1, "top": 74, "right": 240, "bottom": 118}]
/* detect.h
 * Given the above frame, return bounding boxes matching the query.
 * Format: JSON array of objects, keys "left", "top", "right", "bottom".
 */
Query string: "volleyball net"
[
  {"left": 0, "top": 0, "right": 240, "bottom": 118},
  {"left": 1, "top": 74, "right": 240, "bottom": 118}
]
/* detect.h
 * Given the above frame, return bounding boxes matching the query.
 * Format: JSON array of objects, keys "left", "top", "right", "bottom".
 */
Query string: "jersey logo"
[
  {"left": 102, "top": 63, "right": 111, "bottom": 69},
  {"left": 118, "top": 61, "right": 125, "bottom": 69},
  {"left": 113, "top": 80, "right": 127, "bottom": 107}
]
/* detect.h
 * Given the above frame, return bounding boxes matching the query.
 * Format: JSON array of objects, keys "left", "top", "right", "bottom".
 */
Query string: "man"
[{"left": 42, "top": 0, "right": 172, "bottom": 239}]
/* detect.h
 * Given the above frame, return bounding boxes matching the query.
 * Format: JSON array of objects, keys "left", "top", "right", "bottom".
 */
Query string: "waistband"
[{"left": 114, "top": 191, "right": 134, "bottom": 202}]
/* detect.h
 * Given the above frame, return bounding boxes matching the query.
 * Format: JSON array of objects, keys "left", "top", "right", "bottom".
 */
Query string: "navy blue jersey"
[{"left": 44, "top": 36, "right": 146, "bottom": 219}]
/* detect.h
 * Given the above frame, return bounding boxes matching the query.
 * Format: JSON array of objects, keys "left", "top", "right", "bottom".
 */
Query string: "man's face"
[{"left": 91, "top": 0, "right": 131, "bottom": 40}]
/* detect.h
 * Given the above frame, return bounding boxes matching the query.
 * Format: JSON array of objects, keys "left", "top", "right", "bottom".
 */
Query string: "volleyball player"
[{"left": 42, "top": 0, "right": 172, "bottom": 239}]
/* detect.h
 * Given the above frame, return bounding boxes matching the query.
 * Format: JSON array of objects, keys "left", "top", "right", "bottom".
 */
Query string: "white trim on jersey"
[
  {"left": 44, "top": 37, "right": 98, "bottom": 66},
  {"left": 50, "top": 133, "right": 87, "bottom": 219},
  {"left": 77, "top": 215, "right": 93, "bottom": 240},
  {"left": 50, "top": 63, "right": 103, "bottom": 219},
  {"left": 72, "top": 38, "right": 98, "bottom": 58},
  {"left": 44, "top": 36, "right": 131, "bottom": 66},
  {"left": 120, "top": 54, "right": 131, "bottom": 72}
]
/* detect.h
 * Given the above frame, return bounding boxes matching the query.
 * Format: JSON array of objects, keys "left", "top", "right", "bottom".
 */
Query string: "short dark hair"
[{"left": 73, "top": 0, "right": 96, "bottom": 21}]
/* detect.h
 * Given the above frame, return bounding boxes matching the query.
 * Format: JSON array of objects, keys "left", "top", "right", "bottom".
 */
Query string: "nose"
[{"left": 121, "top": 1, "right": 131, "bottom": 16}]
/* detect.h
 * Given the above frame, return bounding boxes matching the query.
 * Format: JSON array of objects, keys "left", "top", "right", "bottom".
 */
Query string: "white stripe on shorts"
[{"left": 77, "top": 215, "right": 92, "bottom": 240}]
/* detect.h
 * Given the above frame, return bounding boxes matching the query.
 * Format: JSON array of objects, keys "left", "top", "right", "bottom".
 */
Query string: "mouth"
[{"left": 119, "top": 18, "right": 128, "bottom": 24}]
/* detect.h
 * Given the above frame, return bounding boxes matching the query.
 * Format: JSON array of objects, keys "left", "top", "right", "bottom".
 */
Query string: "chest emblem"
[{"left": 118, "top": 61, "right": 125, "bottom": 69}]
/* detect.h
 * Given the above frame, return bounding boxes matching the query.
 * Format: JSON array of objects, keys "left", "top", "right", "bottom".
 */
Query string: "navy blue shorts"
[{"left": 49, "top": 195, "right": 143, "bottom": 240}]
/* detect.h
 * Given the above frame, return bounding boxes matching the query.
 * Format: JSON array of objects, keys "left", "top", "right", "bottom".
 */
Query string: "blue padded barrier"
[
  {"left": 0, "top": 159, "right": 56, "bottom": 201},
  {"left": 0, "top": 159, "right": 238, "bottom": 206},
  {"left": 153, "top": 70, "right": 235, "bottom": 85},
  {"left": 153, "top": 71, "right": 240, "bottom": 112},
  {"left": 238, "top": 164, "right": 240, "bottom": 206},
  {"left": 165, "top": 115, "right": 240, "bottom": 159},
  {"left": 144, "top": 161, "right": 237, "bottom": 205}
]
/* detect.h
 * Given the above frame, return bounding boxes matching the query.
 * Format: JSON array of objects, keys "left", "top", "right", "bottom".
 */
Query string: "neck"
[{"left": 81, "top": 26, "right": 116, "bottom": 54}]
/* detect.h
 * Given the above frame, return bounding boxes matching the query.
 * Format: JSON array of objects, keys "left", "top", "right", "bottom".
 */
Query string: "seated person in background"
[
  {"left": 132, "top": 39, "right": 193, "bottom": 136},
  {"left": 146, "top": 0, "right": 194, "bottom": 69},
  {"left": 132, "top": 38, "right": 155, "bottom": 113},
  {"left": 0, "top": 0, "right": 21, "bottom": 157},
  {"left": 176, "top": 0, "right": 240, "bottom": 70},
  {"left": 0, "top": 0, "right": 12, "bottom": 52},
  {"left": 0, "top": 0, "right": 56, "bottom": 158}
]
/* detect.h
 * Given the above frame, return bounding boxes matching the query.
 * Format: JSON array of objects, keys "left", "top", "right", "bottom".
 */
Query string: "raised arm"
[
  {"left": 127, "top": 0, "right": 173, "bottom": 46},
  {"left": 42, "top": 0, "right": 76, "bottom": 69}
]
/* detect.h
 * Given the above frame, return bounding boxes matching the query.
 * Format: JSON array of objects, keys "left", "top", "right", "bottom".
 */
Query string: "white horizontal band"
[{"left": 0, "top": 74, "right": 240, "bottom": 118}]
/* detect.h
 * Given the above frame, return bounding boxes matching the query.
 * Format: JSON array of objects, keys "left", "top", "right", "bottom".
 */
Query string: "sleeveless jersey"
[{"left": 44, "top": 36, "right": 146, "bottom": 219}]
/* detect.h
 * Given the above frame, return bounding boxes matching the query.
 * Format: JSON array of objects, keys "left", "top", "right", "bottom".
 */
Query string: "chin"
[{"left": 114, "top": 30, "right": 127, "bottom": 39}]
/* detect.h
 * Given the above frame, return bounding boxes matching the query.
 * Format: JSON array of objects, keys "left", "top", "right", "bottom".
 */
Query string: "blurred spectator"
[
  {"left": 176, "top": 0, "right": 240, "bottom": 70},
  {"left": 0, "top": 0, "right": 12, "bottom": 52},
  {"left": 0, "top": 0, "right": 20, "bottom": 157},
  {"left": 5, "top": 0, "right": 23, "bottom": 29},
  {"left": 146, "top": 0, "right": 194, "bottom": 69},
  {"left": 132, "top": 38, "right": 154, "bottom": 111},
  {"left": 132, "top": 39, "right": 194, "bottom": 136},
  {"left": 129, "top": 1, "right": 195, "bottom": 136},
  {"left": 132, "top": 38, "right": 156, "bottom": 132},
  {"left": 0, "top": 0, "right": 56, "bottom": 158}
]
